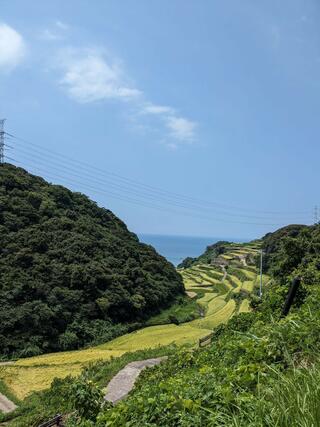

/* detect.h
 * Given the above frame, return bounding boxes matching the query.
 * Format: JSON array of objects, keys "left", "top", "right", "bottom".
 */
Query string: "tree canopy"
[{"left": 0, "top": 164, "right": 184, "bottom": 357}]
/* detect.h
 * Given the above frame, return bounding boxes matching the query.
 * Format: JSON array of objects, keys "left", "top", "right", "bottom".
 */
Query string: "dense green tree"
[
  {"left": 262, "top": 224, "right": 320, "bottom": 286},
  {"left": 0, "top": 164, "right": 184, "bottom": 357}
]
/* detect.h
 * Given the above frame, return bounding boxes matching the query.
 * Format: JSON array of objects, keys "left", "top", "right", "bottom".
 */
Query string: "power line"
[
  {"left": 9, "top": 157, "right": 294, "bottom": 227},
  {"left": 7, "top": 142, "right": 311, "bottom": 223},
  {"left": 6, "top": 131, "right": 310, "bottom": 217}
]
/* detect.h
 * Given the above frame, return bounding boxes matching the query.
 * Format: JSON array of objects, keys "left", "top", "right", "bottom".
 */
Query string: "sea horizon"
[{"left": 138, "top": 233, "right": 249, "bottom": 266}]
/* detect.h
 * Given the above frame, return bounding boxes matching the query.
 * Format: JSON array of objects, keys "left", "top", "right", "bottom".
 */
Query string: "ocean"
[{"left": 138, "top": 234, "right": 246, "bottom": 266}]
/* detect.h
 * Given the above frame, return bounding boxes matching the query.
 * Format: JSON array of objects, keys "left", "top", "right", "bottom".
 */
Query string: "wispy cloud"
[
  {"left": 166, "top": 116, "right": 197, "bottom": 142},
  {"left": 0, "top": 23, "right": 26, "bottom": 71},
  {"left": 56, "top": 21, "right": 69, "bottom": 31},
  {"left": 141, "top": 103, "right": 175, "bottom": 115},
  {"left": 58, "top": 49, "right": 141, "bottom": 103},
  {"left": 140, "top": 102, "right": 196, "bottom": 145},
  {"left": 40, "top": 20, "right": 69, "bottom": 41},
  {"left": 56, "top": 48, "right": 197, "bottom": 146}
]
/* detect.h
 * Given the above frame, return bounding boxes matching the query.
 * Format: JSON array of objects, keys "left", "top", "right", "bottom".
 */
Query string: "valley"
[{"left": 0, "top": 242, "right": 267, "bottom": 400}]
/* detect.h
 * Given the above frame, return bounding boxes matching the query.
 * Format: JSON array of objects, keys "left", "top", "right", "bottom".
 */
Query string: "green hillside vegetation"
[
  {"left": 177, "top": 240, "right": 229, "bottom": 268},
  {"left": 177, "top": 240, "right": 260, "bottom": 269},
  {"left": 0, "top": 164, "right": 184, "bottom": 358},
  {"left": 0, "top": 241, "right": 261, "bottom": 425},
  {"left": 5, "top": 221, "right": 320, "bottom": 426}
]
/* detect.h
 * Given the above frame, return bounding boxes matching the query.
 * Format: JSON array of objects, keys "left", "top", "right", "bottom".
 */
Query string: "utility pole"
[
  {"left": 314, "top": 206, "right": 319, "bottom": 224},
  {"left": 259, "top": 249, "right": 263, "bottom": 298},
  {"left": 0, "top": 119, "right": 5, "bottom": 164}
]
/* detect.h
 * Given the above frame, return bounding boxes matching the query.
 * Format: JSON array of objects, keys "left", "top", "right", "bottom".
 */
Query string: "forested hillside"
[
  {"left": 0, "top": 164, "right": 184, "bottom": 358},
  {"left": 262, "top": 223, "right": 317, "bottom": 284}
]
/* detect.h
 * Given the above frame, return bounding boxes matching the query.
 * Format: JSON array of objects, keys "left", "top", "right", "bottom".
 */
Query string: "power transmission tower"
[
  {"left": 259, "top": 249, "right": 263, "bottom": 298},
  {"left": 0, "top": 119, "right": 5, "bottom": 164},
  {"left": 314, "top": 206, "right": 318, "bottom": 224}
]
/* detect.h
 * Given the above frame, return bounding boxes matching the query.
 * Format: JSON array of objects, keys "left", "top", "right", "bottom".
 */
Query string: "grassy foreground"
[{"left": 0, "top": 243, "right": 262, "bottom": 403}]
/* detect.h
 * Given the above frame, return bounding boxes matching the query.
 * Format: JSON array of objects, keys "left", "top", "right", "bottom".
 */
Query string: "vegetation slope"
[
  {"left": 3, "top": 191, "right": 320, "bottom": 427},
  {"left": 1, "top": 241, "right": 262, "bottom": 425},
  {"left": 0, "top": 164, "right": 184, "bottom": 358},
  {"left": 3, "top": 223, "right": 320, "bottom": 426}
]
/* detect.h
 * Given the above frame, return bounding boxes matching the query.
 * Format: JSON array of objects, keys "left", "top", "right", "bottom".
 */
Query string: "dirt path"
[
  {"left": 104, "top": 357, "right": 167, "bottom": 404},
  {"left": 0, "top": 393, "right": 17, "bottom": 414},
  {"left": 220, "top": 265, "right": 227, "bottom": 281}
]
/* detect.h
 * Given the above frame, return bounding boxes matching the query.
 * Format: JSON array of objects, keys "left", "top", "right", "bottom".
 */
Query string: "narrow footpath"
[
  {"left": 0, "top": 393, "right": 17, "bottom": 414},
  {"left": 0, "top": 362, "right": 17, "bottom": 414},
  {"left": 220, "top": 265, "right": 227, "bottom": 281},
  {"left": 104, "top": 357, "right": 167, "bottom": 404}
]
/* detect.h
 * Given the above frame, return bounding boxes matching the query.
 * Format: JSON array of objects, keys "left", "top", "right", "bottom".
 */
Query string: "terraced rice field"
[
  {"left": 242, "top": 280, "right": 255, "bottom": 292},
  {"left": 239, "top": 299, "right": 251, "bottom": 313},
  {"left": 190, "top": 300, "right": 236, "bottom": 330},
  {"left": 198, "top": 292, "right": 219, "bottom": 307},
  {"left": 1, "top": 242, "right": 268, "bottom": 400},
  {"left": 1, "top": 324, "right": 211, "bottom": 399}
]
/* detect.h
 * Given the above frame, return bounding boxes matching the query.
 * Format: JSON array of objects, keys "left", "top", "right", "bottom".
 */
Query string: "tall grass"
[
  {"left": 221, "top": 364, "right": 320, "bottom": 427},
  {"left": 265, "top": 366, "right": 320, "bottom": 427}
]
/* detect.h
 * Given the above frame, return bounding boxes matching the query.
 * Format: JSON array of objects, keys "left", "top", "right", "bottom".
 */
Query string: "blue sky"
[{"left": 1, "top": 0, "right": 319, "bottom": 239}]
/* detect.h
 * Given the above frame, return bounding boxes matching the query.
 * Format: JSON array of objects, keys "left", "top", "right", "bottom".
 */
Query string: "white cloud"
[
  {"left": 0, "top": 23, "right": 26, "bottom": 71},
  {"left": 58, "top": 49, "right": 141, "bottom": 103},
  {"left": 142, "top": 103, "right": 175, "bottom": 115},
  {"left": 166, "top": 116, "right": 197, "bottom": 142},
  {"left": 56, "top": 47, "right": 197, "bottom": 146},
  {"left": 141, "top": 102, "right": 197, "bottom": 144}
]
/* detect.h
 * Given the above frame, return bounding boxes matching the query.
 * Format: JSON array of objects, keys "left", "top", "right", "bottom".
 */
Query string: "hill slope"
[
  {"left": 0, "top": 164, "right": 184, "bottom": 357},
  {"left": 5, "top": 226, "right": 320, "bottom": 426},
  {"left": 0, "top": 241, "right": 262, "bottom": 403}
]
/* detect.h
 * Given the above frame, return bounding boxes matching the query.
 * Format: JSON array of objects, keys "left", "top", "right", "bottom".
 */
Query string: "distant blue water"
[{"left": 138, "top": 234, "right": 246, "bottom": 266}]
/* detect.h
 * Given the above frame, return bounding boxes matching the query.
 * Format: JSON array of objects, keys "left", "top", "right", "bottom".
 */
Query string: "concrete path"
[
  {"left": 0, "top": 393, "right": 17, "bottom": 414},
  {"left": 104, "top": 357, "right": 167, "bottom": 404},
  {"left": 220, "top": 265, "right": 227, "bottom": 281}
]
